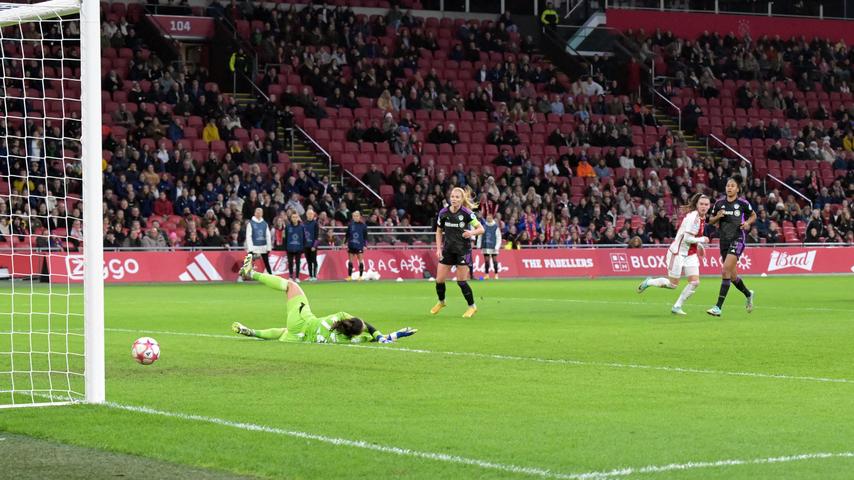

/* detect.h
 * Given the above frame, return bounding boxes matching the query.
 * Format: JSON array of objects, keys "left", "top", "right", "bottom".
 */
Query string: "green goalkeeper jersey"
[
  {"left": 300, "top": 312, "right": 377, "bottom": 344},
  {"left": 282, "top": 294, "right": 380, "bottom": 343}
]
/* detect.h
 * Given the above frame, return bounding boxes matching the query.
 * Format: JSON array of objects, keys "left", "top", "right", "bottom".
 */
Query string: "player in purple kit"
[
  {"left": 431, "top": 187, "right": 484, "bottom": 318},
  {"left": 707, "top": 175, "right": 756, "bottom": 316}
]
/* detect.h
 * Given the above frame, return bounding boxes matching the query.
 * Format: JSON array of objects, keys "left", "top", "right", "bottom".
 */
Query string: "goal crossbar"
[{"left": 0, "top": 0, "right": 80, "bottom": 27}]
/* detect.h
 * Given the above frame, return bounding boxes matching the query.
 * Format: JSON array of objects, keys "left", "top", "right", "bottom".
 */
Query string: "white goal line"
[{"left": 102, "top": 328, "right": 854, "bottom": 385}]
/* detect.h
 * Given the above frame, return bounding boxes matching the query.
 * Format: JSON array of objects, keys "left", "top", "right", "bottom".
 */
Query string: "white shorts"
[
  {"left": 665, "top": 251, "right": 699, "bottom": 278},
  {"left": 482, "top": 249, "right": 499, "bottom": 256}
]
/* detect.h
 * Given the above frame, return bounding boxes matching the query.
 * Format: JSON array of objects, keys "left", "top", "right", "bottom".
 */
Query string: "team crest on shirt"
[
  {"left": 734, "top": 204, "right": 740, "bottom": 210},
  {"left": 458, "top": 215, "right": 463, "bottom": 221}
]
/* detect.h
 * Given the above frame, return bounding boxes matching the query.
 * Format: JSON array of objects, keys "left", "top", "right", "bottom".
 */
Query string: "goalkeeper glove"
[{"left": 378, "top": 327, "right": 418, "bottom": 343}]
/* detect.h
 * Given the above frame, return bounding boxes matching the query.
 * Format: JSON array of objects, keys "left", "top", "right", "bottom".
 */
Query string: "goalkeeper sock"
[
  {"left": 359, "top": 262, "right": 364, "bottom": 276},
  {"left": 254, "top": 327, "right": 286, "bottom": 340},
  {"left": 458, "top": 281, "right": 475, "bottom": 306},
  {"left": 732, "top": 276, "right": 751, "bottom": 297},
  {"left": 648, "top": 277, "right": 673, "bottom": 288},
  {"left": 436, "top": 282, "right": 446, "bottom": 301},
  {"left": 674, "top": 280, "right": 698, "bottom": 308},
  {"left": 716, "top": 279, "right": 731, "bottom": 308},
  {"left": 347, "top": 261, "right": 353, "bottom": 277},
  {"left": 251, "top": 271, "right": 289, "bottom": 292}
]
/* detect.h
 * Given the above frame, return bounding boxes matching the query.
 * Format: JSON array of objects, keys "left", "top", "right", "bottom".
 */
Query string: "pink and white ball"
[{"left": 131, "top": 337, "right": 160, "bottom": 365}]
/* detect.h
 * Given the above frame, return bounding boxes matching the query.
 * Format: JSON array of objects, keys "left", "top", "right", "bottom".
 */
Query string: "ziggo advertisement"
[{"left": 0, "top": 246, "right": 848, "bottom": 283}]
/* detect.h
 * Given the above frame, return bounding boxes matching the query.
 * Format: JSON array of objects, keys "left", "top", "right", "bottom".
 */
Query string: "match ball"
[{"left": 131, "top": 337, "right": 160, "bottom": 365}]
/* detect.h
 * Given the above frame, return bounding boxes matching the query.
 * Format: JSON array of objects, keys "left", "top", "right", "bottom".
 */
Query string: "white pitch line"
[
  {"left": 493, "top": 296, "right": 854, "bottom": 314},
  {"left": 346, "top": 344, "right": 854, "bottom": 385},
  {"left": 105, "top": 402, "right": 572, "bottom": 479},
  {"left": 104, "top": 402, "right": 854, "bottom": 479},
  {"left": 568, "top": 451, "right": 854, "bottom": 479},
  {"left": 104, "top": 328, "right": 854, "bottom": 385}
]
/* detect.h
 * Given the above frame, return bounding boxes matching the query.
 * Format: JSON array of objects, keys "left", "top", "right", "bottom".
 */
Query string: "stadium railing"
[
  {"left": 603, "top": 0, "right": 850, "bottom": 19},
  {"left": 708, "top": 133, "right": 815, "bottom": 210},
  {"left": 75, "top": 241, "right": 853, "bottom": 253},
  {"left": 342, "top": 170, "right": 386, "bottom": 208}
]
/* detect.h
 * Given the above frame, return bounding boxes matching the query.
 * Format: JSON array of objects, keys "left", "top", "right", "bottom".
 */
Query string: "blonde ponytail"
[{"left": 452, "top": 187, "right": 479, "bottom": 210}]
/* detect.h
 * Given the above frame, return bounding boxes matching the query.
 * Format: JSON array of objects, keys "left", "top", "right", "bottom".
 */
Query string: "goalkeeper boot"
[
  {"left": 706, "top": 306, "right": 722, "bottom": 317},
  {"left": 637, "top": 277, "right": 651, "bottom": 293},
  {"left": 238, "top": 254, "right": 254, "bottom": 280},
  {"left": 462, "top": 305, "right": 477, "bottom": 318},
  {"left": 671, "top": 306, "right": 687, "bottom": 316},
  {"left": 746, "top": 290, "right": 755, "bottom": 313},
  {"left": 232, "top": 322, "right": 254, "bottom": 337},
  {"left": 430, "top": 301, "right": 446, "bottom": 315}
]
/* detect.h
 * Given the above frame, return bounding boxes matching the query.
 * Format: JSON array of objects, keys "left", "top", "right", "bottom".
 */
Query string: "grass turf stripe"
[{"left": 104, "top": 328, "right": 854, "bottom": 385}]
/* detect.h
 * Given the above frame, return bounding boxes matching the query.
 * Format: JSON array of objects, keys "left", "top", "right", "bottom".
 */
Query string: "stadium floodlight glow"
[{"left": 0, "top": 0, "right": 103, "bottom": 408}]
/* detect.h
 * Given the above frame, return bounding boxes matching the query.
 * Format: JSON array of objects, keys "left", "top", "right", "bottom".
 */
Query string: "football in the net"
[{"left": 131, "top": 337, "right": 160, "bottom": 365}]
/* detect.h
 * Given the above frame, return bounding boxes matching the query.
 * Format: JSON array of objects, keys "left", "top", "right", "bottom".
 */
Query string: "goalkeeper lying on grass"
[{"left": 232, "top": 254, "right": 417, "bottom": 344}]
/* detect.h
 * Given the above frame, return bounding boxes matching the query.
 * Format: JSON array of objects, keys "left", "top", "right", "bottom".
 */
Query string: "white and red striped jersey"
[{"left": 668, "top": 210, "right": 706, "bottom": 256}]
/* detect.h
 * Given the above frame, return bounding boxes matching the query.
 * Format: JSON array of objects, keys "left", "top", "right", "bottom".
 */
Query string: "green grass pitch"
[{"left": 1, "top": 276, "right": 854, "bottom": 479}]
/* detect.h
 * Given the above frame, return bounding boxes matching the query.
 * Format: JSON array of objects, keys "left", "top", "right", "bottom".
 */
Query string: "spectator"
[
  {"left": 347, "top": 119, "right": 366, "bottom": 143},
  {"left": 540, "top": 1, "right": 558, "bottom": 29},
  {"left": 153, "top": 191, "right": 173, "bottom": 217},
  {"left": 576, "top": 157, "right": 595, "bottom": 178},
  {"left": 202, "top": 118, "right": 220, "bottom": 142},
  {"left": 141, "top": 227, "right": 168, "bottom": 249}
]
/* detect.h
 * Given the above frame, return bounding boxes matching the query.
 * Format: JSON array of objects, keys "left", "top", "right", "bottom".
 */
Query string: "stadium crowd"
[{"left": 0, "top": 3, "right": 852, "bottom": 253}]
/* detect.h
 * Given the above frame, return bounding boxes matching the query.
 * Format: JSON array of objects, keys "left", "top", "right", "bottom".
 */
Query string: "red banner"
[
  {"left": 21, "top": 246, "right": 854, "bottom": 283},
  {"left": 147, "top": 15, "right": 214, "bottom": 40},
  {"left": 606, "top": 10, "right": 854, "bottom": 44}
]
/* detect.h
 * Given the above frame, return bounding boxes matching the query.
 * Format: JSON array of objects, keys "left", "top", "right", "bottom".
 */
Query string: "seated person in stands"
[
  {"left": 342, "top": 90, "right": 359, "bottom": 110},
  {"left": 576, "top": 157, "right": 596, "bottom": 178},
  {"left": 503, "top": 128, "right": 520, "bottom": 145},
  {"left": 326, "top": 88, "right": 345, "bottom": 109},
  {"left": 548, "top": 127, "right": 567, "bottom": 147},
  {"left": 392, "top": 131, "right": 414, "bottom": 157},
  {"left": 398, "top": 111, "right": 420, "bottom": 132},
  {"left": 487, "top": 127, "right": 505, "bottom": 145},
  {"left": 765, "top": 140, "right": 789, "bottom": 160},
  {"left": 725, "top": 120, "right": 740, "bottom": 139},
  {"left": 492, "top": 148, "right": 517, "bottom": 167},
  {"left": 446, "top": 123, "right": 460, "bottom": 145},
  {"left": 363, "top": 120, "right": 386, "bottom": 143},
  {"left": 428, "top": 124, "right": 448, "bottom": 144}
]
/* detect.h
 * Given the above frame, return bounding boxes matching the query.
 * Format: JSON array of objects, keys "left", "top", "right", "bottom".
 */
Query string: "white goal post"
[{"left": 0, "top": 0, "right": 103, "bottom": 408}]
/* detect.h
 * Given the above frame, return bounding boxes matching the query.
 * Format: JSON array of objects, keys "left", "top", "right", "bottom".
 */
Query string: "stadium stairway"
[
  {"left": 230, "top": 92, "right": 377, "bottom": 216},
  {"left": 230, "top": 92, "right": 334, "bottom": 177},
  {"left": 649, "top": 105, "right": 716, "bottom": 161}
]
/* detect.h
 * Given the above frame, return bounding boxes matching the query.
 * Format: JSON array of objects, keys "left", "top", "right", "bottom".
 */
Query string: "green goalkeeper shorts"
[{"left": 281, "top": 295, "right": 314, "bottom": 342}]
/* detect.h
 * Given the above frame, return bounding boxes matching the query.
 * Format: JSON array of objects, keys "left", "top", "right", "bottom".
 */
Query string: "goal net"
[{"left": 0, "top": 0, "right": 103, "bottom": 408}]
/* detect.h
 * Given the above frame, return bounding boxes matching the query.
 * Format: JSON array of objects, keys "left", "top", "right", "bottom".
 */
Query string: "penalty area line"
[
  {"left": 104, "top": 402, "right": 854, "bottom": 479},
  {"left": 103, "top": 328, "right": 854, "bottom": 385}
]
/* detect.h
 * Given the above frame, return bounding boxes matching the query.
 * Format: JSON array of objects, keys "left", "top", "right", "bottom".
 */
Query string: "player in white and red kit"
[{"left": 636, "top": 193, "right": 711, "bottom": 315}]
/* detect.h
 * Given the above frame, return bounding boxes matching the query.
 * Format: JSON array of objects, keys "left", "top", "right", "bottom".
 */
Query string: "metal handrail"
[
  {"left": 708, "top": 133, "right": 752, "bottom": 167},
  {"left": 343, "top": 168, "right": 385, "bottom": 208},
  {"left": 766, "top": 173, "right": 814, "bottom": 209},
  {"left": 564, "top": 0, "right": 587, "bottom": 19},
  {"left": 709, "top": 134, "right": 815, "bottom": 208},
  {"left": 652, "top": 89, "right": 681, "bottom": 131},
  {"left": 325, "top": 225, "right": 433, "bottom": 232},
  {"left": 603, "top": 0, "right": 845, "bottom": 20},
  {"left": 10, "top": 241, "right": 847, "bottom": 255},
  {"left": 295, "top": 125, "right": 332, "bottom": 178},
  {"left": 242, "top": 73, "right": 269, "bottom": 102}
]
